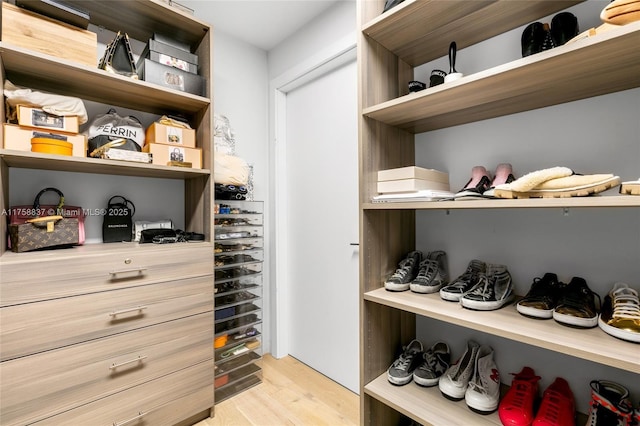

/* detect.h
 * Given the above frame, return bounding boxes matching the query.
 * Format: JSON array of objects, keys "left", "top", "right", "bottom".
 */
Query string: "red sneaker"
[
  {"left": 499, "top": 366, "right": 541, "bottom": 426},
  {"left": 533, "top": 377, "right": 576, "bottom": 426}
]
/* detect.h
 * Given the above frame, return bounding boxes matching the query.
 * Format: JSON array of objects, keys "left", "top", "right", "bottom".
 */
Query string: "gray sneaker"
[
  {"left": 413, "top": 341, "right": 451, "bottom": 387},
  {"left": 385, "top": 251, "right": 422, "bottom": 292},
  {"left": 440, "top": 259, "right": 486, "bottom": 301},
  {"left": 410, "top": 250, "right": 449, "bottom": 294},
  {"left": 387, "top": 339, "right": 423, "bottom": 385},
  {"left": 461, "top": 264, "right": 514, "bottom": 311}
]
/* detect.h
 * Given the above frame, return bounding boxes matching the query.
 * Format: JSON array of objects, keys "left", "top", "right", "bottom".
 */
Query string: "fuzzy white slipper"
[
  {"left": 620, "top": 178, "right": 640, "bottom": 195},
  {"left": 508, "top": 167, "right": 574, "bottom": 192},
  {"left": 494, "top": 175, "right": 621, "bottom": 199}
]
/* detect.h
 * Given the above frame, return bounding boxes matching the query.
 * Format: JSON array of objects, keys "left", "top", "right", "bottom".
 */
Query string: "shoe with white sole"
[
  {"left": 598, "top": 283, "right": 640, "bottom": 343},
  {"left": 385, "top": 251, "right": 422, "bottom": 292},
  {"left": 410, "top": 250, "right": 449, "bottom": 294},
  {"left": 465, "top": 345, "right": 500, "bottom": 414},
  {"left": 553, "top": 277, "right": 600, "bottom": 328},
  {"left": 483, "top": 163, "right": 516, "bottom": 198},
  {"left": 439, "top": 340, "right": 480, "bottom": 400},
  {"left": 413, "top": 341, "right": 450, "bottom": 387},
  {"left": 440, "top": 259, "right": 486, "bottom": 302},
  {"left": 517, "top": 273, "right": 565, "bottom": 319},
  {"left": 387, "top": 339, "right": 423, "bottom": 385},
  {"left": 455, "top": 166, "right": 492, "bottom": 199},
  {"left": 461, "top": 264, "right": 514, "bottom": 311}
]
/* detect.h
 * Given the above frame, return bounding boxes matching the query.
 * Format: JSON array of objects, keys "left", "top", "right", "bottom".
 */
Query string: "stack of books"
[{"left": 373, "top": 166, "right": 454, "bottom": 202}]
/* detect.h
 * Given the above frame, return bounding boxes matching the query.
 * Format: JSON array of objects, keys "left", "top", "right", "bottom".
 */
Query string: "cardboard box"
[
  {"left": 16, "top": 105, "right": 80, "bottom": 134},
  {"left": 2, "top": 124, "right": 87, "bottom": 157},
  {"left": 377, "top": 178, "right": 450, "bottom": 193},
  {"left": 143, "top": 143, "right": 202, "bottom": 169},
  {"left": 146, "top": 122, "right": 196, "bottom": 148},
  {"left": 378, "top": 166, "right": 449, "bottom": 184},
  {"left": 137, "top": 58, "right": 205, "bottom": 96},
  {"left": 2, "top": 2, "right": 97, "bottom": 68}
]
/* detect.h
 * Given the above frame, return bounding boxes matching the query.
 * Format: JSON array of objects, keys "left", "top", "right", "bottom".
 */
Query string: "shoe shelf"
[
  {"left": 216, "top": 352, "right": 261, "bottom": 377},
  {"left": 362, "top": 21, "right": 640, "bottom": 133},
  {"left": 364, "top": 289, "right": 640, "bottom": 374},
  {"left": 215, "top": 374, "right": 262, "bottom": 404},
  {"left": 362, "top": 0, "right": 581, "bottom": 67}
]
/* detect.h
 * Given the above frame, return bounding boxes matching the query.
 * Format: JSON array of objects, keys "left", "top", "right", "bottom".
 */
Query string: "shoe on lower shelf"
[
  {"left": 598, "top": 282, "right": 640, "bottom": 343},
  {"left": 499, "top": 366, "right": 541, "bottom": 426},
  {"left": 620, "top": 178, "right": 640, "bottom": 195},
  {"left": 517, "top": 273, "right": 565, "bottom": 319},
  {"left": 586, "top": 380, "right": 634, "bottom": 426},
  {"left": 532, "top": 377, "right": 576, "bottom": 426},
  {"left": 438, "top": 340, "right": 480, "bottom": 401},
  {"left": 410, "top": 250, "right": 449, "bottom": 294},
  {"left": 552, "top": 277, "right": 600, "bottom": 328},
  {"left": 385, "top": 251, "right": 422, "bottom": 292},
  {"left": 412, "top": 341, "right": 450, "bottom": 387},
  {"left": 465, "top": 345, "right": 500, "bottom": 414},
  {"left": 387, "top": 339, "right": 423, "bottom": 386},
  {"left": 460, "top": 264, "right": 514, "bottom": 311},
  {"left": 440, "top": 259, "right": 486, "bottom": 302}
]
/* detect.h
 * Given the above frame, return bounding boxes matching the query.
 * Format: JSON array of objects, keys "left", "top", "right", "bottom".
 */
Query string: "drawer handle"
[
  {"left": 109, "top": 267, "right": 148, "bottom": 277},
  {"left": 110, "top": 355, "right": 147, "bottom": 371},
  {"left": 109, "top": 305, "right": 148, "bottom": 317},
  {"left": 113, "top": 411, "right": 145, "bottom": 426}
]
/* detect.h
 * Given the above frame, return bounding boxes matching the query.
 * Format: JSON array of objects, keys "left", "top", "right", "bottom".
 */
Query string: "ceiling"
[{"left": 179, "top": 0, "right": 341, "bottom": 51}]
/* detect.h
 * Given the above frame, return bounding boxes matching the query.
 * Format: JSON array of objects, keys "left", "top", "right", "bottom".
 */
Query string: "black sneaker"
[
  {"left": 553, "top": 277, "right": 601, "bottom": 328},
  {"left": 461, "top": 264, "right": 514, "bottom": 311},
  {"left": 517, "top": 273, "right": 564, "bottom": 319},
  {"left": 385, "top": 251, "right": 422, "bottom": 292},
  {"left": 550, "top": 12, "right": 579, "bottom": 46},
  {"left": 413, "top": 342, "right": 450, "bottom": 387},
  {"left": 387, "top": 339, "right": 423, "bottom": 385},
  {"left": 440, "top": 259, "right": 486, "bottom": 302},
  {"left": 410, "top": 250, "right": 449, "bottom": 294}
]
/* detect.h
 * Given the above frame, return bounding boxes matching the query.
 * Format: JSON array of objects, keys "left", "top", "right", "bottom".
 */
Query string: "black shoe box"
[
  {"left": 137, "top": 38, "right": 198, "bottom": 75},
  {"left": 137, "top": 58, "right": 205, "bottom": 96}
]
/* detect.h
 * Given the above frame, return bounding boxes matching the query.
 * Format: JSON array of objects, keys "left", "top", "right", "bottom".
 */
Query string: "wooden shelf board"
[
  {"left": 363, "top": 195, "right": 640, "bottom": 210},
  {"left": 0, "top": 149, "right": 210, "bottom": 179},
  {"left": 363, "top": 22, "right": 640, "bottom": 133},
  {"left": 0, "top": 44, "right": 210, "bottom": 115},
  {"left": 364, "top": 373, "right": 501, "bottom": 426},
  {"left": 363, "top": 0, "right": 582, "bottom": 67},
  {"left": 364, "top": 289, "right": 640, "bottom": 373}
]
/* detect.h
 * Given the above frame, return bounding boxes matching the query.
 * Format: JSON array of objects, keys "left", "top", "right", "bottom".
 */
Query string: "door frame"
[{"left": 268, "top": 33, "right": 356, "bottom": 358}]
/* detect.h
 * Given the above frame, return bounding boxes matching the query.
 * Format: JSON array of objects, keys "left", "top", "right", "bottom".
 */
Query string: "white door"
[{"left": 284, "top": 58, "right": 359, "bottom": 393}]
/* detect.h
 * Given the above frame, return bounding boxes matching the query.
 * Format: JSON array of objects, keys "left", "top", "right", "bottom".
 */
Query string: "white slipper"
[
  {"left": 620, "top": 179, "right": 640, "bottom": 195},
  {"left": 508, "top": 167, "right": 573, "bottom": 192},
  {"left": 494, "top": 175, "right": 621, "bottom": 199}
]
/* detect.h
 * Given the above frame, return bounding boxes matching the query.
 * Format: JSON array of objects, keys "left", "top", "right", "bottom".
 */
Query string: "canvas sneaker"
[
  {"left": 385, "top": 251, "right": 422, "bottom": 292},
  {"left": 517, "top": 273, "right": 564, "bottom": 319},
  {"left": 461, "top": 264, "right": 514, "bottom": 311},
  {"left": 586, "top": 380, "right": 634, "bottom": 426},
  {"left": 412, "top": 341, "right": 450, "bottom": 387},
  {"left": 499, "top": 366, "right": 541, "bottom": 426},
  {"left": 410, "top": 250, "right": 449, "bottom": 294},
  {"left": 387, "top": 339, "right": 423, "bottom": 385},
  {"left": 553, "top": 277, "right": 600, "bottom": 328},
  {"left": 465, "top": 345, "right": 500, "bottom": 414},
  {"left": 533, "top": 377, "right": 576, "bottom": 426},
  {"left": 440, "top": 259, "right": 486, "bottom": 302},
  {"left": 598, "top": 283, "right": 640, "bottom": 343},
  {"left": 438, "top": 340, "right": 480, "bottom": 400}
]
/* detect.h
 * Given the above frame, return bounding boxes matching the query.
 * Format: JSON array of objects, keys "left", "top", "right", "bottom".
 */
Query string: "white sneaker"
[
  {"left": 465, "top": 345, "right": 500, "bottom": 414},
  {"left": 438, "top": 340, "right": 480, "bottom": 400}
]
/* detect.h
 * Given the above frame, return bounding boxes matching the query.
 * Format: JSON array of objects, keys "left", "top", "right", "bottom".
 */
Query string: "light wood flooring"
[{"left": 196, "top": 354, "right": 359, "bottom": 426}]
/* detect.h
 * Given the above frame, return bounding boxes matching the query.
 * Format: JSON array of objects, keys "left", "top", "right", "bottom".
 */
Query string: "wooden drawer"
[
  {"left": 1, "top": 312, "right": 213, "bottom": 425},
  {"left": 0, "top": 276, "right": 213, "bottom": 361},
  {"left": 0, "top": 243, "right": 213, "bottom": 306},
  {"left": 35, "top": 360, "right": 214, "bottom": 426}
]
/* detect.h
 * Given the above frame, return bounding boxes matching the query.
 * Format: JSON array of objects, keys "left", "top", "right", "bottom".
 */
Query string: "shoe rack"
[
  {"left": 357, "top": 1, "right": 640, "bottom": 425},
  {"left": 214, "top": 199, "right": 264, "bottom": 403}
]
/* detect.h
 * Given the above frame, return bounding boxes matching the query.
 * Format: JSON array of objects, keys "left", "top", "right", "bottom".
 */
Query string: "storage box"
[
  {"left": 1, "top": 2, "right": 97, "bottom": 68},
  {"left": 16, "top": 105, "right": 80, "bottom": 134},
  {"left": 378, "top": 166, "right": 449, "bottom": 184},
  {"left": 142, "top": 143, "right": 202, "bottom": 168},
  {"left": 377, "top": 178, "right": 450, "bottom": 193},
  {"left": 3, "top": 124, "right": 87, "bottom": 157},
  {"left": 138, "top": 39, "right": 198, "bottom": 74},
  {"left": 146, "top": 122, "right": 196, "bottom": 148},
  {"left": 137, "top": 58, "right": 205, "bottom": 96}
]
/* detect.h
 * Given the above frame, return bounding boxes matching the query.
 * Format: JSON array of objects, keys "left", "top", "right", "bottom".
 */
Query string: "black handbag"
[{"left": 102, "top": 196, "right": 135, "bottom": 243}]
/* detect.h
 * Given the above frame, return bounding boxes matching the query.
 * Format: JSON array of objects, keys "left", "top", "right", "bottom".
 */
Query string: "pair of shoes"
[
  {"left": 387, "top": 340, "right": 450, "bottom": 386},
  {"left": 439, "top": 341, "right": 500, "bottom": 414},
  {"left": 454, "top": 164, "right": 516, "bottom": 199},
  {"left": 384, "top": 251, "right": 422, "bottom": 291},
  {"left": 598, "top": 283, "right": 640, "bottom": 343},
  {"left": 517, "top": 274, "right": 601, "bottom": 328},
  {"left": 499, "top": 367, "right": 576, "bottom": 426},
  {"left": 440, "top": 260, "right": 514, "bottom": 311},
  {"left": 587, "top": 380, "right": 635, "bottom": 426},
  {"left": 521, "top": 12, "right": 578, "bottom": 57},
  {"left": 410, "top": 250, "right": 449, "bottom": 294}
]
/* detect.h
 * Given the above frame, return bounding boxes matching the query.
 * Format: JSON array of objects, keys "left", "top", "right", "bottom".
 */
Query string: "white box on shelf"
[
  {"left": 377, "top": 166, "right": 448, "bottom": 184},
  {"left": 377, "top": 178, "right": 450, "bottom": 193}
]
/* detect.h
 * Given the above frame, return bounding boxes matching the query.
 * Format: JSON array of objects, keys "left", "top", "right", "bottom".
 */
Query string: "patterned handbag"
[{"left": 9, "top": 215, "right": 80, "bottom": 252}]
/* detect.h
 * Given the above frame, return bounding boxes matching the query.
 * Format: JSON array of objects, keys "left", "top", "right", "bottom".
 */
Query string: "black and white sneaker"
[
  {"left": 387, "top": 339, "right": 424, "bottom": 385},
  {"left": 553, "top": 277, "right": 600, "bottom": 328},
  {"left": 385, "top": 251, "right": 422, "bottom": 291},
  {"left": 461, "top": 264, "right": 514, "bottom": 311},
  {"left": 413, "top": 341, "right": 451, "bottom": 387},
  {"left": 440, "top": 259, "right": 486, "bottom": 301},
  {"left": 410, "top": 250, "right": 449, "bottom": 294},
  {"left": 516, "top": 273, "right": 564, "bottom": 319}
]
